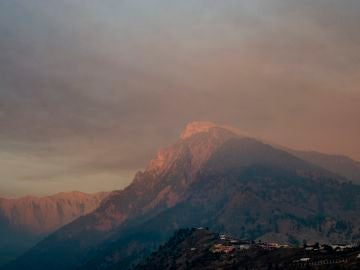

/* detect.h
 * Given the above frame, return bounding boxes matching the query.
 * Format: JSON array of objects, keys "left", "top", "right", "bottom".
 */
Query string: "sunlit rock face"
[
  {"left": 180, "top": 121, "right": 217, "bottom": 140},
  {"left": 90, "top": 122, "right": 240, "bottom": 232},
  {"left": 0, "top": 191, "right": 108, "bottom": 235},
  {"left": 146, "top": 121, "right": 240, "bottom": 178}
]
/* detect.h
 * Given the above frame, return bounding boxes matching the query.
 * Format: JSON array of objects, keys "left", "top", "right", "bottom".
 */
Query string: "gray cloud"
[{"left": 0, "top": 0, "right": 359, "bottom": 197}]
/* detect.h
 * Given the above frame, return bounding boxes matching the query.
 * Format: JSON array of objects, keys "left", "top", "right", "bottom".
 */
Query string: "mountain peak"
[
  {"left": 146, "top": 121, "right": 239, "bottom": 176},
  {"left": 180, "top": 121, "right": 219, "bottom": 140},
  {"left": 180, "top": 121, "right": 248, "bottom": 140}
]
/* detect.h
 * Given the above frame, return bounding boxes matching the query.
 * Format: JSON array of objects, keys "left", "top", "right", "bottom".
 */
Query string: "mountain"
[
  {"left": 0, "top": 191, "right": 108, "bottom": 267},
  {"left": 290, "top": 150, "right": 360, "bottom": 184},
  {"left": 5, "top": 122, "right": 360, "bottom": 270}
]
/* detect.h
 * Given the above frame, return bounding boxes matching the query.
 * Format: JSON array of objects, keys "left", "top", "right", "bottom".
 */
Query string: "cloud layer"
[{"left": 1, "top": 0, "right": 359, "bottom": 196}]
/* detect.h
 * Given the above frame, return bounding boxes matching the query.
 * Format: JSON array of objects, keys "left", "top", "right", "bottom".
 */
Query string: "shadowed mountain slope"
[{"left": 290, "top": 150, "right": 360, "bottom": 184}]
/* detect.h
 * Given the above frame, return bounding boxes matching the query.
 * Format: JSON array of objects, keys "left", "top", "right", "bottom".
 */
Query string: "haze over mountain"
[
  {"left": 0, "top": 191, "right": 108, "bottom": 267},
  {"left": 290, "top": 150, "right": 360, "bottom": 184},
  {"left": 1, "top": 0, "right": 360, "bottom": 198},
  {"left": 5, "top": 122, "right": 360, "bottom": 270},
  {"left": 1, "top": 1, "right": 359, "bottom": 269}
]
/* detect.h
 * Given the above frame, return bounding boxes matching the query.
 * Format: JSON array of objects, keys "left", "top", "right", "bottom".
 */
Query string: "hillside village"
[{"left": 135, "top": 228, "right": 360, "bottom": 270}]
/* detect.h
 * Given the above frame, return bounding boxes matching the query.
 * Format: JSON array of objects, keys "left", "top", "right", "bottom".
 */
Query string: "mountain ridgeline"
[
  {"left": 0, "top": 191, "right": 108, "bottom": 267},
  {"left": 4, "top": 122, "right": 360, "bottom": 270}
]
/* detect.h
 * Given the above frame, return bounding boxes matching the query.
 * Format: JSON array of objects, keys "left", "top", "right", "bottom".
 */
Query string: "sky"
[{"left": 0, "top": 0, "right": 359, "bottom": 197}]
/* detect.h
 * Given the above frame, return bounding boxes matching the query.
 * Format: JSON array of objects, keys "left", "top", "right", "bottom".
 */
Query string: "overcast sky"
[{"left": 0, "top": 0, "right": 359, "bottom": 197}]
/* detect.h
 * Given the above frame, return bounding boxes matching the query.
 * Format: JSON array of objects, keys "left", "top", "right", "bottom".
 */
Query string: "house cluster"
[
  {"left": 196, "top": 228, "right": 360, "bottom": 258},
  {"left": 330, "top": 243, "right": 357, "bottom": 251},
  {"left": 209, "top": 241, "right": 291, "bottom": 254},
  {"left": 210, "top": 244, "right": 236, "bottom": 254},
  {"left": 291, "top": 243, "right": 360, "bottom": 267},
  {"left": 293, "top": 257, "right": 348, "bottom": 266},
  {"left": 209, "top": 234, "right": 291, "bottom": 254},
  {"left": 256, "top": 242, "right": 289, "bottom": 251},
  {"left": 208, "top": 234, "right": 252, "bottom": 254},
  {"left": 304, "top": 243, "right": 358, "bottom": 252}
]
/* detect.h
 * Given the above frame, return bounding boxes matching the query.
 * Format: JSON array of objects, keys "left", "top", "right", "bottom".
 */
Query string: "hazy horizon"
[
  {"left": 1, "top": 120, "right": 359, "bottom": 198},
  {"left": 1, "top": 0, "right": 360, "bottom": 197}
]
